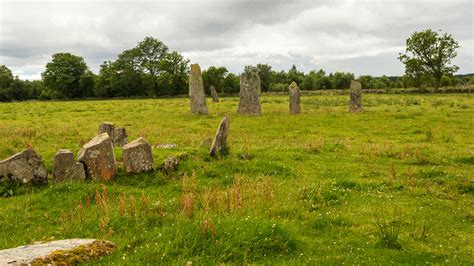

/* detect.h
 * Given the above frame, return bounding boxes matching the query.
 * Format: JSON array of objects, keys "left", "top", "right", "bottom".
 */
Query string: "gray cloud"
[{"left": 0, "top": 0, "right": 472, "bottom": 80}]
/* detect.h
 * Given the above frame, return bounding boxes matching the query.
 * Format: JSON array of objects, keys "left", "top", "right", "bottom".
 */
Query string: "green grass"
[{"left": 0, "top": 93, "right": 473, "bottom": 264}]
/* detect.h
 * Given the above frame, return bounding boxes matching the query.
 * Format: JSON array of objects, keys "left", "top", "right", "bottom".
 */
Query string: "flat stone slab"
[{"left": 0, "top": 239, "right": 115, "bottom": 265}]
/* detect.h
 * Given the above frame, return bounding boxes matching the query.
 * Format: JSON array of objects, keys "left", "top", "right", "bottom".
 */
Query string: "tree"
[
  {"left": 156, "top": 51, "right": 189, "bottom": 95},
  {"left": 331, "top": 72, "right": 354, "bottom": 89},
  {"left": 256, "top": 63, "right": 272, "bottom": 92},
  {"left": 222, "top": 73, "right": 239, "bottom": 94},
  {"left": 287, "top": 64, "right": 304, "bottom": 85},
  {"left": 202, "top": 66, "right": 228, "bottom": 94},
  {"left": 0, "top": 65, "right": 14, "bottom": 101},
  {"left": 399, "top": 29, "right": 460, "bottom": 91},
  {"left": 42, "top": 53, "right": 88, "bottom": 98}
]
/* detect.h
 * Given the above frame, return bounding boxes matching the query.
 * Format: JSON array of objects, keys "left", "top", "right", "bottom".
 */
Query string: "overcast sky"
[{"left": 1, "top": 0, "right": 473, "bottom": 80}]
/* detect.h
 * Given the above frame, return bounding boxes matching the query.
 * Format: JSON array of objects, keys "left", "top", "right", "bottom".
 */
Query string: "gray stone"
[
  {"left": 349, "top": 80, "right": 363, "bottom": 112},
  {"left": 237, "top": 71, "right": 261, "bottom": 115},
  {"left": 210, "top": 85, "right": 219, "bottom": 102},
  {"left": 99, "top": 122, "right": 114, "bottom": 138},
  {"left": 189, "top": 63, "right": 208, "bottom": 114},
  {"left": 113, "top": 127, "right": 128, "bottom": 147},
  {"left": 123, "top": 137, "right": 154, "bottom": 173},
  {"left": 162, "top": 156, "right": 178, "bottom": 174},
  {"left": 53, "top": 149, "right": 86, "bottom": 182},
  {"left": 289, "top": 81, "right": 301, "bottom": 114},
  {"left": 78, "top": 133, "right": 117, "bottom": 181},
  {"left": 98, "top": 122, "right": 128, "bottom": 147},
  {"left": 0, "top": 149, "right": 47, "bottom": 185},
  {"left": 0, "top": 239, "right": 115, "bottom": 265},
  {"left": 209, "top": 116, "right": 230, "bottom": 157}
]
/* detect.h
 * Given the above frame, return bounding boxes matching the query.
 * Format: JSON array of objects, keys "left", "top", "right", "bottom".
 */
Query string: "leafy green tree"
[
  {"left": 399, "top": 29, "right": 460, "bottom": 91},
  {"left": 287, "top": 64, "right": 304, "bottom": 85},
  {"left": 202, "top": 66, "right": 228, "bottom": 94},
  {"left": 256, "top": 63, "right": 272, "bottom": 92},
  {"left": 41, "top": 53, "right": 88, "bottom": 98},
  {"left": 222, "top": 73, "right": 240, "bottom": 94},
  {"left": 156, "top": 51, "right": 189, "bottom": 95},
  {"left": 0, "top": 65, "right": 14, "bottom": 101},
  {"left": 331, "top": 72, "right": 354, "bottom": 89}
]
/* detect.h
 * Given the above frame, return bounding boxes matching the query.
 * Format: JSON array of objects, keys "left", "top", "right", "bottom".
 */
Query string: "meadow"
[{"left": 0, "top": 93, "right": 472, "bottom": 264}]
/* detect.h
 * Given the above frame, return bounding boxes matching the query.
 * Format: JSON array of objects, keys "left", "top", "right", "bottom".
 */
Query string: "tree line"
[{"left": 1, "top": 30, "right": 472, "bottom": 102}]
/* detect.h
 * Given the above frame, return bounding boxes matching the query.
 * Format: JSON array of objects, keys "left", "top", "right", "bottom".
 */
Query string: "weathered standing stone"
[
  {"left": 210, "top": 85, "right": 219, "bottom": 102},
  {"left": 209, "top": 116, "right": 230, "bottom": 157},
  {"left": 349, "top": 80, "right": 363, "bottom": 112},
  {"left": 289, "top": 81, "right": 301, "bottom": 114},
  {"left": 162, "top": 156, "right": 178, "bottom": 174},
  {"left": 237, "top": 71, "right": 261, "bottom": 115},
  {"left": 99, "top": 122, "right": 114, "bottom": 138},
  {"left": 78, "top": 133, "right": 117, "bottom": 181},
  {"left": 53, "top": 149, "right": 86, "bottom": 182},
  {"left": 113, "top": 127, "right": 128, "bottom": 147},
  {"left": 189, "top": 63, "right": 208, "bottom": 114},
  {"left": 123, "top": 137, "right": 154, "bottom": 173},
  {"left": 98, "top": 122, "right": 128, "bottom": 147},
  {"left": 0, "top": 149, "right": 47, "bottom": 185}
]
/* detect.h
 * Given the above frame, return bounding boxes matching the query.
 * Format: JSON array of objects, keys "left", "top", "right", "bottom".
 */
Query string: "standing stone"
[
  {"left": 53, "top": 149, "right": 86, "bottom": 182},
  {"left": 123, "top": 137, "right": 154, "bottom": 173},
  {"left": 289, "top": 81, "right": 301, "bottom": 114},
  {"left": 0, "top": 149, "right": 47, "bottom": 185},
  {"left": 113, "top": 127, "right": 128, "bottom": 147},
  {"left": 99, "top": 122, "right": 128, "bottom": 147},
  {"left": 78, "top": 133, "right": 117, "bottom": 181},
  {"left": 210, "top": 85, "right": 219, "bottom": 102},
  {"left": 189, "top": 63, "right": 208, "bottom": 114},
  {"left": 209, "top": 116, "right": 230, "bottom": 157},
  {"left": 99, "top": 122, "right": 114, "bottom": 138},
  {"left": 237, "top": 71, "right": 261, "bottom": 115},
  {"left": 349, "top": 80, "right": 363, "bottom": 112}
]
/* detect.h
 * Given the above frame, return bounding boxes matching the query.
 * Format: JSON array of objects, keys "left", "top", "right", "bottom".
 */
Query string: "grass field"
[{"left": 0, "top": 93, "right": 473, "bottom": 264}]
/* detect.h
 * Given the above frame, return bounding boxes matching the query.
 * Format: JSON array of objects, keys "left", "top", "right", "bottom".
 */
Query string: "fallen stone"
[
  {"left": 289, "top": 81, "right": 301, "bottom": 114},
  {"left": 152, "top": 143, "right": 178, "bottom": 149},
  {"left": 0, "top": 149, "right": 47, "bottom": 185},
  {"left": 78, "top": 133, "right": 117, "bottom": 181},
  {"left": 349, "top": 80, "right": 363, "bottom": 112},
  {"left": 0, "top": 239, "right": 115, "bottom": 265},
  {"left": 209, "top": 116, "right": 230, "bottom": 157},
  {"left": 210, "top": 85, "right": 219, "bottom": 102},
  {"left": 123, "top": 137, "right": 154, "bottom": 173},
  {"left": 162, "top": 156, "right": 178, "bottom": 174},
  {"left": 189, "top": 63, "right": 208, "bottom": 114},
  {"left": 237, "top": 70, "right": 261, "bottom": 115},
  {"left": 53, "top": 149, "right": 86, "bottom": 182}
]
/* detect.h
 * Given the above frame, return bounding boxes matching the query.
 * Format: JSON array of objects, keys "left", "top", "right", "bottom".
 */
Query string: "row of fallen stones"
[
  {"left": 189, "top": 63, "right": 363, "bottom": 115},
  {"left": 0, "top": 118, "right": 229, "bottom": 185}
]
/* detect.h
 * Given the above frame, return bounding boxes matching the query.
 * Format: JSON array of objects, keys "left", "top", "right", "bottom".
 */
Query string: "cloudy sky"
[{"left": 1, "top": 0, "right": 473, "bottom": 80}]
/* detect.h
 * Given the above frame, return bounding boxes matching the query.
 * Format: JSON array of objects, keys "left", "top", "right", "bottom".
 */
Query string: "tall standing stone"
[
  {"left": 237, "top": 71, "right": 261, "bottom": 115},
  {"left": 123, "top": 137, "right": 154, "bottom": 173},
  {"left": 210, "top": 85, "right": 219, "bottom": 102},
  {"left": 289, "top": 81, "right": 301, "bottom": 114},
  {"left": 0, "top": 149, "right": 47, "bottom": 185},
  {"left": 209, "top": 116, "right": 230, "bottom": 157},
  {"left": 349, "top": 80, "right": 363, "bottom": 112},
  {"left": 53, "top": 149, "right": 86, "bottom": 182},
  {"left": 78, "top": 133, "right": 117, "bottom": 181},
  {"left": 189, "top": 63, "right": 208, "bottom": 114}
]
